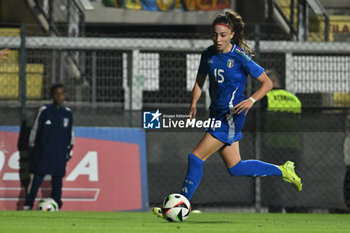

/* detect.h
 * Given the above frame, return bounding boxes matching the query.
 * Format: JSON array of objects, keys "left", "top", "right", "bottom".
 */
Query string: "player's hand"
[
  {"left": 66, "top": 153, "right": 72, "bottom": 161},
  {"left": 66, "top": 145, "right": 73, "bottom": 161},
  {"left": 0, "top": 48, "right": 9, "bottom": 60},
  {"left": 234, "top": 99, "right": 254, "bottom": 115},
  {"left": 189, "top": 105, "right": 197, "bottom": 120}
]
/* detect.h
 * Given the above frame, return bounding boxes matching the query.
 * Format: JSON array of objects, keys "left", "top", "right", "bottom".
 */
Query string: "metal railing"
[
  {"left": 33, "top": 0, "right": 85, "bottom": 37},
  {"left": 273, "top": 0, "right": 329, "bottom": 41}
]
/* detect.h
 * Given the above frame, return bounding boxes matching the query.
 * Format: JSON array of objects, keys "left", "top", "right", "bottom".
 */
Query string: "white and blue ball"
[
  {"left": 161, "top": 193, "right": 191, "bottom": 222},
  {"left": 37, "top": 198, "right": 59, "bottom": 211}
]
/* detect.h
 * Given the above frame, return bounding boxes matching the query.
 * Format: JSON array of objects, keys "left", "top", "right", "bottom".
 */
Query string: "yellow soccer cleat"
[
  {"left": 152, "top": 207, "right": 165, "bottom": 219},
  {"left": 280, "top": 161, "right": 303, "bottom": 191}
]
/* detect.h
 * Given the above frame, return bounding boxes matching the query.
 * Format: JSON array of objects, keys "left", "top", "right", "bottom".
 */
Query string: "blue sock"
[
  {"left": 228, "top": 160, "right": 282, "bottom": 177},
  {"left": 180, "top": 153, "right": 204, "bottom": 200}
]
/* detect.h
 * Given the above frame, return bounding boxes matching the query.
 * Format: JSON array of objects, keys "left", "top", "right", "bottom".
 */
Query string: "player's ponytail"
[{"left": 212, "top": 11, "right": 253, "bottom": 56}]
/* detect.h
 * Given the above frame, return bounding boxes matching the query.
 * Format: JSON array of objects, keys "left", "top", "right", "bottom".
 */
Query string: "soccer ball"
[
  {"left": 37, "top": 198, "right": 59, "bottom": 211},
  {"left": 161, "top": 193, "right": 191, "bottom": 222}
]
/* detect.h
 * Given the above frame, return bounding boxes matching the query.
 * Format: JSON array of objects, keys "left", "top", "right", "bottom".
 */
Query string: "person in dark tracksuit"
[{"left": 23, "top": 83, "right": 74, "bottom": 210}]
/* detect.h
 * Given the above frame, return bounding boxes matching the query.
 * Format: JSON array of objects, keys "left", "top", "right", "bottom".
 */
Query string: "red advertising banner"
[{"left": 0, "top": 127, "right": 148, "bottom": 211}]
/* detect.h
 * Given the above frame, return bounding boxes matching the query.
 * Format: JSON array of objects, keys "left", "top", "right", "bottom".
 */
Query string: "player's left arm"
[
  {"left": 234, "top": 72, "right": 272, "bottom": 115},
  {"left": 66, "top": 112, "right": 74, "bottom": 161}
]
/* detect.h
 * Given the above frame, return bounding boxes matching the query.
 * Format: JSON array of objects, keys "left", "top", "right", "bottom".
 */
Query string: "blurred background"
[{"left": 0, "top": 0, "right": 350, "bottom": 213}]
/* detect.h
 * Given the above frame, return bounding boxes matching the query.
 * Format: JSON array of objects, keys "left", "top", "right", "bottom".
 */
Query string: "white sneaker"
[{"left": 22, "top": 205, "right": 32, "bottom": 211}]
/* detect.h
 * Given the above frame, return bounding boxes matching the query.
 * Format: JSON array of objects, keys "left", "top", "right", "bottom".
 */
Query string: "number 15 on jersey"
[{"left": 214, "top": 68, "right": 224, "bottom": 83}]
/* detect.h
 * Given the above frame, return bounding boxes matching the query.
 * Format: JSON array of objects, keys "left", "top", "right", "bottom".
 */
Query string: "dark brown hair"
[{"left": 212, "top": 11, "right": 252, "bottom": 56}]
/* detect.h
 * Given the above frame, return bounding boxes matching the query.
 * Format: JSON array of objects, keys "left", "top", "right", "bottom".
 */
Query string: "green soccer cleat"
[
  {"left": 152, "top": 207, "right": 165, "bottom": 219},
  {"left": 280, "top": 161, "right": 303, "bottom": 191}
]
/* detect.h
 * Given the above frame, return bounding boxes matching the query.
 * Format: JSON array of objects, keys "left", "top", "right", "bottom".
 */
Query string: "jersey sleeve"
[
  {"left": 28, "top": 106, "right": 46, "bottom": 147},
  {"left": 65, "top": 111, "right": 74, "bottom": 160},
  {"left": 65, "top": 110, "right": 74, "bottom": 148},
  {"left": 197, "top": 49, "right": 209, "bottom": 76},
  {"left": 69, "top": 112, "right": 74, "bottom": 147},
  {"left": 241, "top": 57, "right": 264, "bottom": 79}
]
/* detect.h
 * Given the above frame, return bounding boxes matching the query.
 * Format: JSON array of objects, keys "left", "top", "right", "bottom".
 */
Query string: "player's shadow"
[
  {"left": 186, "top": 220, "right": 234, "bottom": 224},
  {"left": 16, "top": 120, "right": 31, "bottom": 210}
]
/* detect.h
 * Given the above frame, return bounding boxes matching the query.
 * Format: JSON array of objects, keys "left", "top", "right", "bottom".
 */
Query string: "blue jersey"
[{"left": 198, "top": 44, "right": 264, "bottom": 111}]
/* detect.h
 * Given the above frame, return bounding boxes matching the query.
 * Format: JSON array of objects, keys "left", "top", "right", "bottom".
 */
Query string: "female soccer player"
[{"left": 154, "top": 10, "right": 302, "bottom": 217}]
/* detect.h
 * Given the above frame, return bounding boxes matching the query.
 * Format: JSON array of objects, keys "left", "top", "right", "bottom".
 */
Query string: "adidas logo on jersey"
[{"left": 45, "top": 120, "right": 52, "bottom": 125}]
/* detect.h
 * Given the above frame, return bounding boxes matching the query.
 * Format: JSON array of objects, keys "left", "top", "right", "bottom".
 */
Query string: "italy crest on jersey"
[
  {"left": 63, "top": 118, "right": 69, "bottom": 127},
  {"left": 227, "top": 59, "right": 234, "bottom": 68}
]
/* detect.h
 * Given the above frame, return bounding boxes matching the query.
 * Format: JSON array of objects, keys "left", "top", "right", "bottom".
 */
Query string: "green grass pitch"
[{"left": 1, "top": 211, "right": 350, "bottom": 233}]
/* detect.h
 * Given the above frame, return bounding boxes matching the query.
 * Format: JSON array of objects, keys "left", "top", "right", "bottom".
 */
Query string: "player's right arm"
[
  {"left": 189, "top": 73, "right": 206, "bottom": 120},
  {"left": 189, "top": 49, "right": 209, "bottom": 120}
]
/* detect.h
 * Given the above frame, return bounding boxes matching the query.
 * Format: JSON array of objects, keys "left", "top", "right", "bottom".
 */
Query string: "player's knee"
[
  {"left": 191, "top": 150, "right": 199, "bottom": 157},
  {"left": 191, "top": 151, "right": 205, "bottom": 161},
  {"left": 228, "top": 160, "right": 244, "bottom": 176}
]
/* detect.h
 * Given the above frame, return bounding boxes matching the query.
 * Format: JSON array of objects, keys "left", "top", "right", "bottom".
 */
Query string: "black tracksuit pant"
[{"left": 25, "top": 174, "right": 63, "bottom": 209}]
